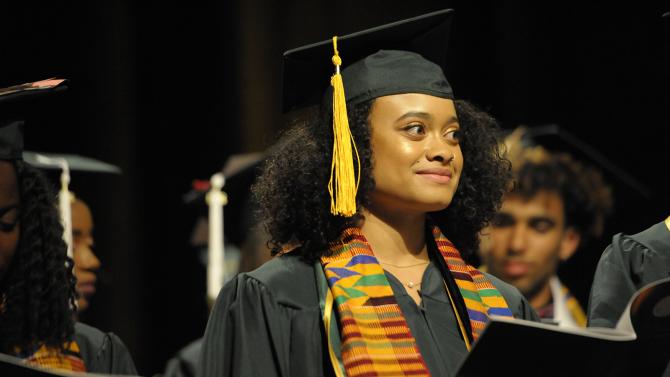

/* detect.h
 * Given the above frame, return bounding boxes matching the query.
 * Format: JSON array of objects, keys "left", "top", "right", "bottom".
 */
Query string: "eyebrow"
[
  {"left": 396, "top": 111, "right": 433, "bottom": 122},
  {"left": 528, "top": 216, "right": 556, "bottom": 226},
  {"left": 396, "top": 111, "right": 459, "bottom": 125}
]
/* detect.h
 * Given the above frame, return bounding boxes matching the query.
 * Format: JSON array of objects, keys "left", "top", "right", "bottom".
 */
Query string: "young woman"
[{"left": 200, "top": 9, "right": 537, "bottom": 377}]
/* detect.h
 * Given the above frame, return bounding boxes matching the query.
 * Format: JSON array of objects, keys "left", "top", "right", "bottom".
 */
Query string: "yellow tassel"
[{"left": 327, "top": 36, "right": 360, "bottom": 217}]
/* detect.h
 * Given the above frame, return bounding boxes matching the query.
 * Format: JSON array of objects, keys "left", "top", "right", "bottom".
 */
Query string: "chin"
[
  {"left": 77, "top": 299, "right": 89, "bottom": 312},
  {"left": 422, "top": 198, "right": 453, "bottom": 212}
]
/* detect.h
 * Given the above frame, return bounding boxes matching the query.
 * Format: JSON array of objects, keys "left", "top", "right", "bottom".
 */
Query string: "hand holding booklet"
[{"left": 456, "top": 277, "right": 670, "bottom": 377}]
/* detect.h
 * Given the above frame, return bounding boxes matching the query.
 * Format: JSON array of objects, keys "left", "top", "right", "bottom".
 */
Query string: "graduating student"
[
  {"left": 200, "top": 9, "right": 537, "bottom": 377},
  {"left": 24, "top": 151, "right": 123, "bottom": 313},
  {"left": 480, "top": 127, "right": 614, "bottom": 327},
  {"left": 0, "top": 79, "right": 137, "bottom": 374}
]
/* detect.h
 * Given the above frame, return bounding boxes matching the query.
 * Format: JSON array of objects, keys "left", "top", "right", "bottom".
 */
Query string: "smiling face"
[
  {"left": 0, "top": 161, "right": 20, "bottom": 284},
  {"left": 366, "top": 93, "right": 462, "bottom": 215}
]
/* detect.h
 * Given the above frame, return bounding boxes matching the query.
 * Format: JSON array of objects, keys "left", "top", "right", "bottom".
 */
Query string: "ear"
[{"left": 558, "top": 227, "right": 580, "bottom": 261}]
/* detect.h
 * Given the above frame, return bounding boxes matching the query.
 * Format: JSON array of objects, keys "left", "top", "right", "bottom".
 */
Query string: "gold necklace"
[
  {"left": 379, "top": 260, "right": 430, "bottom": 268},
  {"left": 406, "top": 280, "right": 421, "bottom": 289},
  {"left": 378, "top": 260, "right": 429, "bottom": 289}
]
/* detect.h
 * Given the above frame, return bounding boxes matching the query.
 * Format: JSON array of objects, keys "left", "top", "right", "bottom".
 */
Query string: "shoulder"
[
  {"left": 627, "top": 220, "right": 670, "bottom": 255},
  {"left": 161, "top": 338, "right": 202, "bottom": 377},
  {"left": 220, "top": 253, "right": 319, "bottom": 310},
  {"left": 483, "top": 272, "right": 538, "bottom": 321},
  {"left": 598, "top": 220, "right": 670, "bottom": 284},
  {"left": 74, "top": 322, "right": 137, "bottom": 375}
]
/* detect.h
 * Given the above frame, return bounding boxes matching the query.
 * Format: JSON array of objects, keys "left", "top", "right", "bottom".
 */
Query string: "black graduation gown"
[
  {"left": 74, "top": 322, "right": 138, "bottom": 375},
  {"left": 587, "top": 220, "right": 670, "bottom": 377},
  {"left": 588, "top": 220, "right": 670, "bottom": 328},
  {"left": 161, "top": 338, "right": 202, "bottom": 377},
  {"left": 199, "top": 253, "right": 537, "bottom": 377}
]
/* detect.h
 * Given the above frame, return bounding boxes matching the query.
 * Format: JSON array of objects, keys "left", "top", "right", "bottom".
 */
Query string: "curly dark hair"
[
  {"left": 253, "top": 98, "right": 510, "bottom": 263},
  {"left": 511, "top": 153, "right": 613, "bottom": 241},
  {"left": 0, "top": 161, "right": 77, "bottom": 354}
]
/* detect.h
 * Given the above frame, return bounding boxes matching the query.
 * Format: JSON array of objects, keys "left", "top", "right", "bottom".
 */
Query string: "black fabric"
[
  {"left": 0, "top": 121, "right": 23, "bottom": 161},
  {"left": 588, "top": 220, "right": 670, "bottom": 328},
  {"left": 0, "top": 79, "right": 68, "bottom": 160},
  {"left": 73, "top": 322, "right": 138, "bottom": 375},
  {"left": 199, "top": 253, "right": 537, "bottom": 377},
  {"left": 340, "top": 50, "right": 453, "bottom": 106},
  {"left": 588, "top": 220, "right": 670, "bottom": 377},
  {"left": 385, "top": 264, "right": 538, "bottom": 376},
  {"left": 282, "top": 8, "right": 454, "bottom": 112},
  {"left": 160, "top": 339, "right": 202, "bottom": 377}
]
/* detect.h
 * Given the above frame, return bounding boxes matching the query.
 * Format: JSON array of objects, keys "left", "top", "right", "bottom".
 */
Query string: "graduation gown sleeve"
[
  {"left": 588, "top": 220, "right": 670, "bottom": 328},
  {"left": 198, "top": 255, "right": 329, "bottom": 377}
]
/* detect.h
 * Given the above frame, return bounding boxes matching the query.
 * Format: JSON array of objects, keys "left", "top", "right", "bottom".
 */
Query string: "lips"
[
  {"left": 503, "top": 261, "right": 529, "bottom": 278},
  {"left": 415, "top": 168, "right": 453, "bottom": 184},
  {"left": 77, "top": 280, "right": 97, "bottom": 296}
]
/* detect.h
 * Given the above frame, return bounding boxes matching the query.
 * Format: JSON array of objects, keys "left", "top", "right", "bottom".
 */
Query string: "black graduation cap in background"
[
  {"left": 505, "top": 124, "right": 651, "bottom": 200},
  {"left": 282, "top": 8, "right": 455, "bottom": 113},
  {"left": 23, "top": 152, "right": 122, "bottom": 174},
  {"left": 0, "top": 78, "right": 68, "bottom": 160},
  {"left": 186, "top": 153, "right": 265, "bottom": 248}
]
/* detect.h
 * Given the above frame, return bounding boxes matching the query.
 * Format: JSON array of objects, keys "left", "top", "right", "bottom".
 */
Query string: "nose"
[
  {"left": 75, "top": 238, "right": 101, "bottom": 271},
  {"left": 508, "top": 224, "right": 527, "bottom": 255},
  {"left": 425, "top": 135, "right": 453, "bottom": 164}
]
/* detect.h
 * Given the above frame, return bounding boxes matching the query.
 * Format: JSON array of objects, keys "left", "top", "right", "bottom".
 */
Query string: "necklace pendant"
[{"left": 407, "top": 281, "right": 415, "bottom": 288}]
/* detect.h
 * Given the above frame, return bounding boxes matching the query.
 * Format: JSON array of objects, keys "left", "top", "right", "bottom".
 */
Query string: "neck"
[
  {"left": 528, "top": 280, "right": 553, "bottom": 311},
  {"left": 360, "top": 206, "right": 428, "bottom": 264}
]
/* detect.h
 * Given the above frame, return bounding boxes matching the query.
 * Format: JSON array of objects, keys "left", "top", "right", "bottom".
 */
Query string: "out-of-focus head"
[{"left": 71, "top": 197, "right": 100, "bottom": 312}]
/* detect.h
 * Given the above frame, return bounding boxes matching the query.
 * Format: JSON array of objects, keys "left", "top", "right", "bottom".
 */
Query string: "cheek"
[
  {"left": 0, "top": 231, "right": 19, "bottom": 266},
  {"left": 530, "top": 234, "right": 562, "bottom": 262},
  {"left": 488, "top": 230, "right": 510, "bottom": 253}
]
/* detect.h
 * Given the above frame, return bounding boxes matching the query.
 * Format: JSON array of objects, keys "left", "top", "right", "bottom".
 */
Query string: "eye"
[
  {"left": 0, "top": 221, "right": 18, "bottom": 233},
  {"left": 0, "top": 207, "right": 19, "bottom": 233},
  {"left": 403, "top": 123, "right": 425, "bottom": 136},
  {"left": 445, "top": 128, "right": 461, "bottom": 143},
  {"left": 529, "top": 219, "right": 555, "bottom": 233}
]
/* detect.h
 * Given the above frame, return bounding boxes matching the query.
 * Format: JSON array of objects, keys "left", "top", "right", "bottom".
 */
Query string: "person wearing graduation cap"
[
  {"left": 199, "top": 9, "right": 537, "bottom": 377},
  {"left": 24, "top": 151, "right": 123, "bottom": 313},
  {"left": 479, "top": 127, "right": 614, "bottom": 328},
  {"left": 0, "top": 79, "right": 137, "bottom": 374}
]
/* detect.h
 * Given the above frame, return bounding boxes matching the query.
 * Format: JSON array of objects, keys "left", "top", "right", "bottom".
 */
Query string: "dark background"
[{"left": 2, "top": 1, "right": 668, "bottom": 375}]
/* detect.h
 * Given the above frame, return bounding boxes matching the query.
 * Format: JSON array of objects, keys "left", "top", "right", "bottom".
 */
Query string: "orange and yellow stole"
[
  {"left": 321, "top": 226, "right": 513, "bottom": 377},
  {"left": 20, "top": 341, "right": 86, "bottom": 373}
]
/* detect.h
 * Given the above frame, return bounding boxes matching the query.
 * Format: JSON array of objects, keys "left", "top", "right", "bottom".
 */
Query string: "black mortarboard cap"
[
  {"left": 505, "top": 124, "right": 650, "bottom": 200},
  {"left": 282, "top": 9, "right": 456, "bottom": 217},
  {"left": 0, "top": 78, "right": 68, "bottom": 161},
  {"left": 282, "top": 8, "right": 455, "bottom": 113}
]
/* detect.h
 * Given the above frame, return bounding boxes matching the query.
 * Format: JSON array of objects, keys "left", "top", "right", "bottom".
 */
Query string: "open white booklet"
[
  {"left": 455, "top": 277, "right": 670, "bottom": 377},
  {"left": 0, "top": 352, "right": 142, "bottom": 377}
]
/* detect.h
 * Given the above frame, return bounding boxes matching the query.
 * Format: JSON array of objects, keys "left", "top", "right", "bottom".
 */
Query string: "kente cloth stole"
[
  {"left": 321, "top": 226, "right": 513, "bottom": 377},
  {"left": 20, "top": 341, "right": 86, "bottom": 372},
  {"left": 561, "top": 284, "right": 587, "bottom": 327}
]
